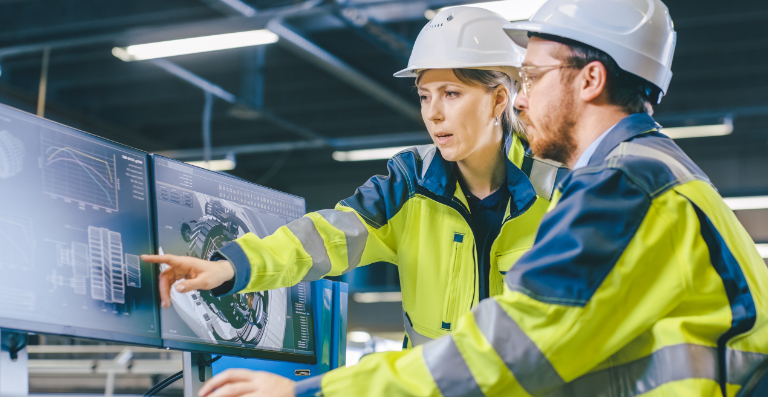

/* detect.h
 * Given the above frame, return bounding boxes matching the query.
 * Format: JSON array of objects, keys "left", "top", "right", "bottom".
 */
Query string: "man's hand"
[
  {"left": 198, "top": 369, "right": 295, "bottom": 397},
  {"left": 140, "top": 254, "right": 235, "bottom": 308}
]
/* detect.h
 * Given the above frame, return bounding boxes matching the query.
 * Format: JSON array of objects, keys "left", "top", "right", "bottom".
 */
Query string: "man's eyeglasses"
[{"left": 518, "top": 64, "right": 577, "bottom": 96}]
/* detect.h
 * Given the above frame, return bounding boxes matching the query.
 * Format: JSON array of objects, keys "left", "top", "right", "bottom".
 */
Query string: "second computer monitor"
[{"left": 151, "top": 155, "right": 316, "bottom": 363}]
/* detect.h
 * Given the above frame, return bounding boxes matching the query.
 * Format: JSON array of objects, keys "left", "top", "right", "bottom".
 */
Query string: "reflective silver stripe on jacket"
[
  {"left": 287, "top": 217, "right": 333, "bottom": 282},
  {"left": 544, "top": 343, "right": 718, "bottom": 397},
  {"left": 416, "top": 144, "right": 436, "bottom": 180},
  {"left": 607, "top": 142, "right": 694, "bottom": 182},
  {"left": 528, "top": 156, "right": 564, "bottom": 201},
  {"left": 468, "top": 299, "right": 738, "bottom": 396},
  {"left": 316, "top": 209, "right": 368, "bottom": 274},
  {"left": 422, "top": 335, "right": 484, "bottom": 397},
  {"left": 403, "top": 310, "right": 433, "bottom": 347},
  {"left": 474, "top": 299, "right": 564, "bottom": 395},
  {"left": 728, "top": 348, "right": 768, "bottom": 386}
]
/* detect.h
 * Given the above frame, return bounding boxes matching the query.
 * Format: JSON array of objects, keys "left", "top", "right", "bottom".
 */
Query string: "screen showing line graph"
[
  {"left": 41, "top": 135, "right": 120, "bottom": 211},
  {"left": 0, "top": 103, "right": 160, "bottom": 346}
]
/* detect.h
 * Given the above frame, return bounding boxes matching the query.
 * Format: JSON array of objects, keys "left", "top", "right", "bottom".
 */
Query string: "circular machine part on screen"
[{"left": 169, "top": 196, "right": 284, "bottom": 348}]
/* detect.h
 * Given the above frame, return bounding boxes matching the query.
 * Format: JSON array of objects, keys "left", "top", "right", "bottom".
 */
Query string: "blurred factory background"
[{"left": 0, "top": 0, "right": 767, "bottom": 394}]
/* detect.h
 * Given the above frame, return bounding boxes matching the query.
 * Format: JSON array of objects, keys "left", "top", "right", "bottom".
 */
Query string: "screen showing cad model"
[
  {"left": 0, "top": 104, "right": 159, "bottom": 345},
  {"left": 152, "top": 156, "right": 314, "bottom": 358}
]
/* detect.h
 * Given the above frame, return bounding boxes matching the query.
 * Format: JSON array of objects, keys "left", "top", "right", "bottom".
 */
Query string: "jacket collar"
[
  {"left": 589, "top": 113, "right": 661, "bottom": 167},
  {"left": 419, "top": 135, "right": 537, "bottom": 215}
]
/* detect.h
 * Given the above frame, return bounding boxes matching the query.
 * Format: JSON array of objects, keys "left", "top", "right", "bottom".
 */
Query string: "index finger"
[
  {"left": 157, "top": 266, "right": 178, "bottom": 308},
  {"left": 199, "top": 369, "right": 257, "bottom": 397},
  {"left": 141, "top": 254, "right": 182, "bottom": 264}
]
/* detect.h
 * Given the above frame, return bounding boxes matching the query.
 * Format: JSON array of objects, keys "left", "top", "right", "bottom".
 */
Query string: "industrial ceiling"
[{"left": 0, "top": 0, "right": 766, "bottom": 212}]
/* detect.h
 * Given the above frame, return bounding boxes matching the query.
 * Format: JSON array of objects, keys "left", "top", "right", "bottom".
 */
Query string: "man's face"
[{"left": 514, "top": 37, "right": 578, "bottom": 165}]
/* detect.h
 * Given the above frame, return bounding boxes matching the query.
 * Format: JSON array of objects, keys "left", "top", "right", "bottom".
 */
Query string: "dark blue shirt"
[{"left": 459, "top": 180, "right": 508, "bottom": 301}]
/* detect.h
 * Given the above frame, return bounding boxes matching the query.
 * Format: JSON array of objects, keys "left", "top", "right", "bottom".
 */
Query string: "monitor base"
[
  {"left": 183, "top": 351, "right": 213, "bottom": 397},
  {"left": 0, "top": 330, "right": 28, "bottom": 396}
]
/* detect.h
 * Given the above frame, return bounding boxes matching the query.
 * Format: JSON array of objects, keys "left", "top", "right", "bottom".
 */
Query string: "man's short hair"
[{"left": 529, "top": 32, "right": 659, "bottom": 115}]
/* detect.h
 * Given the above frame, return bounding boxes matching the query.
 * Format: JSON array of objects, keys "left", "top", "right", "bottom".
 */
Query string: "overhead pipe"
[
  {"left": 150, "top": 58, "right": 236, "bottom": 103},
  {"left": 157, "top": 131, "right": 430, "bottom": 160},
  {"left": 36, "top": 48, "right": 50, "bottom": 117},
  {"left": 202, "top": 91, "right": 214, "bottom": 162},
  {"left": 334, "top": 7, "right": 413, "bottom": 62},
  {"left": 148, "top": 58, "right": 329, "bottom": 142},
  {"left": 266, "top": 18, "right": 422, "bottom": 123},
  {"left": 198, "top": 0, "right": 258, "bottom": 17},
  {"left": 0, "top": 1, "right": 461, "bottom": 59}
]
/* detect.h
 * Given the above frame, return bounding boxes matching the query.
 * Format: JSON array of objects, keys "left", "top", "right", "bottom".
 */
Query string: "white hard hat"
[
  {"left": 503, "top": 0, "right": 676, "bottom": 100},
  {"left": 394, "top": 6, "right": 526, "bottom": 82}
]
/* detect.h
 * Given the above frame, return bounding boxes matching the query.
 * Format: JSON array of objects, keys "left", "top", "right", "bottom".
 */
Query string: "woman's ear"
[{"left": 493, "top": 85, "right": 509, "bottom": 118}]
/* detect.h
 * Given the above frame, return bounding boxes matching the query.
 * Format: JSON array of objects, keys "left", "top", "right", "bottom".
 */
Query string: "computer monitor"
[
  {"left": 0, "top": 104, "right": 160, "bottom": 346},
  {"left": 151, "top": 155, "right": 316, "bottom": 364}
]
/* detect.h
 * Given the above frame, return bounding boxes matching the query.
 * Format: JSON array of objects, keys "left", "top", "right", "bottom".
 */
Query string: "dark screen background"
[{"left": 0, "top": 104, "right": 159, "bottom": 344}]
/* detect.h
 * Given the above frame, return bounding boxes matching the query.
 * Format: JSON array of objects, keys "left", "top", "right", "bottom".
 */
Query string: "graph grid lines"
[{"left": 41, "top": 134, "right": 119, "bottom": 211}]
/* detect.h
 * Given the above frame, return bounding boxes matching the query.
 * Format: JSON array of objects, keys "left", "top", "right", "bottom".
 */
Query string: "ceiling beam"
[
  {"left": 157, "top": 131, "right": 430, "bottom": 159},
  {"left": 148, "top": 58, "right": 329, "bottom": 143},
  {"left": 198, "top": 0, "right": 258, "bottom": 17},
  {"left": 267, "top": 18, "right": 421, "bottom": 123}
]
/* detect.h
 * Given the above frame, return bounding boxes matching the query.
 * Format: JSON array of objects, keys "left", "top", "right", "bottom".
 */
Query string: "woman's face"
[{"left": 417, "top": 69, "right": 503, "bottom": 162}]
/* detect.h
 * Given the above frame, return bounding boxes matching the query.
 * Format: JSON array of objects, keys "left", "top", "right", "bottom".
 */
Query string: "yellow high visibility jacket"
[
  {"left": 211, "top": 135, "right": 567, "bottom": 348},
  {"left": 292, "top": 113, "right": 768, "bottom": 397}
]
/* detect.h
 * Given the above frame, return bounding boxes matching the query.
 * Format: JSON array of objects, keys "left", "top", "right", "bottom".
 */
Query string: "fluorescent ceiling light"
[
  {"left": 348, "top": 331, "right": 372, "bottom": 343},
  {"left": 757, "top": 244, "right": 768, "bottom": 259},
  {"left": 352, "top": 291, "right": 402, "bottom": 303},
  {"left": 186, "top": 159, "right": 236, "bottom": 171},
  {"left": 663, "top": 119, "right": 733, "bottom": 139},
  {"left": 112, "top": 29, "right": 279, "bottom": 62},
  {"left": 723, "top": 196, "right": 768, "bottom": 211},
  {"left": 333, "top": 146, "right": 412, "bottom": 162},
  {"left": 428, "top": 0, "right": 547, "bottom": 21}
]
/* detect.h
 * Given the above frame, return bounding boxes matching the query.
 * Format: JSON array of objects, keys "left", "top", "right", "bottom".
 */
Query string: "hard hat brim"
[
  {"left": 393, "top": 68, "right": 417, "bottom": 78},
  {"left": 394, "top": 64, "right": 521, "bottom": 83},
  {"left": 502, "top": 21, "right": 551, "bottom": 48}
]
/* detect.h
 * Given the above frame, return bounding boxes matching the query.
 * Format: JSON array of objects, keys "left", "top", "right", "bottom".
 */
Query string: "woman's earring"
[{"left": 494, "top": 115, "right": 500, "bottom": 126}]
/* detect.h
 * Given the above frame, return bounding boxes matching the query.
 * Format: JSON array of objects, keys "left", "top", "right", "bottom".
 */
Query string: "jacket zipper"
[{"left": 441, "top": 233, "right": 464, "bottom": 331}]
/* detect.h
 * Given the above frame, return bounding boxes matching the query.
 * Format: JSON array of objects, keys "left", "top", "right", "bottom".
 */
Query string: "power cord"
[
  {"left": 143, "top": 355, "right": 222, "bottom": 397},
  {"left": 143, "top": 370, "right": 183, "bottom": 397}
]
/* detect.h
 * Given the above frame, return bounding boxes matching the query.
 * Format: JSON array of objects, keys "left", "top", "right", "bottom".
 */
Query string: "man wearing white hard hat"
[
  {"left": 144, "top": 6, "right": 568, "bottom": 397},
  {"left": 499, "top": 0, "right": 768, "bottom": 396}
]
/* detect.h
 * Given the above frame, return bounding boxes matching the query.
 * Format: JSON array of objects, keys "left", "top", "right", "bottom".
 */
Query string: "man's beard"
[{"left": 528, "top": 93, "right": 578, "bottom": 165}]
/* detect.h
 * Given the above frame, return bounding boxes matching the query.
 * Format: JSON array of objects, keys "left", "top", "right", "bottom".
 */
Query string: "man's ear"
[{"left": 580, "top": 61, "right": 608, "bottom": 102}]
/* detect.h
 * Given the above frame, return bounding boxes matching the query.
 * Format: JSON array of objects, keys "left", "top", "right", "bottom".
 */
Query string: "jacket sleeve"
[
  {"left": 297, "top": 166, "right": 698, "bottom": 397},
  {"left": 211, "top": 153, "right": 414, "bottom": 295}
]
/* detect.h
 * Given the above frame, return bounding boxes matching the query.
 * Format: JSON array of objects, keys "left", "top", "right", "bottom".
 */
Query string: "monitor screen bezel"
[
  {"left": 149, "top": 154, "right": 317, "bottom": 364},
  {"left": 0, "top": 103, "right": 162, "bottom": 347}
]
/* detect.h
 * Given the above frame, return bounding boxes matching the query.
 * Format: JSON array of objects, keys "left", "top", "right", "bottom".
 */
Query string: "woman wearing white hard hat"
[{"left": 143, "top": 7, "right": 566, "bottom": 392}]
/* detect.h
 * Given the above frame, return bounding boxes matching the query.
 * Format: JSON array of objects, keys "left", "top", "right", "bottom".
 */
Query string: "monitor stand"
[
  {"left": 0, "top": 330, "right": 28, "bottom": 396},
  {"left": 183, "top": 351, "right": 213, "bottom": 397}
]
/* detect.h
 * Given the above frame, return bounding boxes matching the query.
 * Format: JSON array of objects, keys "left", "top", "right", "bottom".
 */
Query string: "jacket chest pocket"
[
  {"left": 496, "top": 245, "right": 533, "bottom": 275},
  {"left": 441, "top": 232, "right": 467, "bottom": 331}
]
